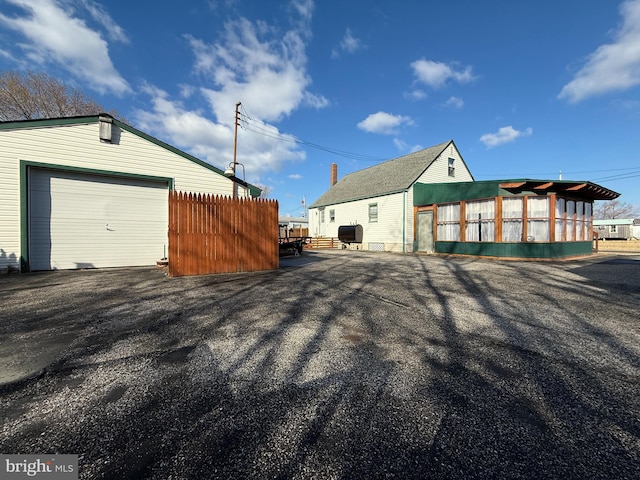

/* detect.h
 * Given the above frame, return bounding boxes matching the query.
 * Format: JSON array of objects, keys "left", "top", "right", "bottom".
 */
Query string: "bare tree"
[
  {"left": 0, "top": 71, "right": 118, "bottom": 121},
  {"left": 594, "top": 199, "right": 638, "bottom": 219}
]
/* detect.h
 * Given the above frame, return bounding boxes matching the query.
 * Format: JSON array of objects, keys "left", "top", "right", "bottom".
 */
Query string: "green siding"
[
  {"left": 435, "top": 241, "right": 593, "bottom": 258},
  {"left": 414, "top": 181, "right": 502, "bottom": 205},
  {"left": 413, "top": 178, "right": 619, "bottom": 206}
]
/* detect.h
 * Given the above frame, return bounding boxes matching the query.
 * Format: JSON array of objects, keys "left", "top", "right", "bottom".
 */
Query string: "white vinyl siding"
[
  {"left": 0, "top": 151, "right": 20, "bottom": 271},
  {"left": 416, "top": 143, "right": 473, "bottom": 184},
  {"left": 310, "top": 192, "right": 411, "bottom": 252},
  {"left": 306, "top": 143, "right": 473, "bottom": 254},
  {"left": 0, "top": 121, "right": 239, "bottom": 271}
]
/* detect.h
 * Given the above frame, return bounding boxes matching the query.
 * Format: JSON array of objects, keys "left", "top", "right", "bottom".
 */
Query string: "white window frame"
[
  {"left": 368, "top": 203, "right": 378, "bottom": 223},
  {"left": 503, "top": 197, "right": 524, "bottom": 242},
  {"left": 437, "top": 203, "right": 461, "bottom": 241}
]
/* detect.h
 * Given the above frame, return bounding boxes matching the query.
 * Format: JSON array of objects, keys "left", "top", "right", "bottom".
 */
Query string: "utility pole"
[{"left": 232, "top": 101, "right": 241, "bottom": 198}]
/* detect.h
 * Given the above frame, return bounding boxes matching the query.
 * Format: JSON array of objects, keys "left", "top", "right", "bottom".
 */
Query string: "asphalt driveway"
[{"left": 1, "top": 251, "right": 639, "bottom": 479}]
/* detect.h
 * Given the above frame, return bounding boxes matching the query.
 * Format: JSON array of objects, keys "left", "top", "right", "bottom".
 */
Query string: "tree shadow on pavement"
[{"left": 1, "top": 252, "right": 639, "bottom": 479}]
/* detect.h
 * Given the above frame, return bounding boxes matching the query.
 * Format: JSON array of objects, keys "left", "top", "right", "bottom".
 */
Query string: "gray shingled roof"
[{"left": 310, "top": 140, "right": 452, "bottom": 208}]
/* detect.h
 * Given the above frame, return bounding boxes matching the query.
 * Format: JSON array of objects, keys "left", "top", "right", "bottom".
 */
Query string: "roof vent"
[{"left": 99, "top": 114, "right": 113, "bottom": 143}]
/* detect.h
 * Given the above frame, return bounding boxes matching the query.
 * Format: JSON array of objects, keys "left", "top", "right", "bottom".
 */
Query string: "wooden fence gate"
[{"left": 168, "top": 191, "right": 279, "bottom": 277}]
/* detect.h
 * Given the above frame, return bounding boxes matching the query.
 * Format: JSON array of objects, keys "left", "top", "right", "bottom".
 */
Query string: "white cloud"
[
  {"left": 404, "top": 89, "right": 428, "bottom": 101},
  {"left": 559, "top": 0, "right": 640, "bottom": 102},
  {"left": 331, "top": 28, "right": 363, "bottom": 58},
  {"left": 480, "top": 126, "right": 532, "bottom": 148},
  {"left": 0, "top": 0, "right": 130, "bottom": 95},
  {"left": 393, "top": 138, "right": 423, "bottom": 152},
  {"left": 393, "top": 138, "right": 407, "bottom": 150},
  {"left": 304, "top": 91, "right": 330, "bottom": 109},
  {"left": 76, "top": 0, "right": 129, "bottom": 43},
  {"left": 445, "top": 96, "right": 464, "bottom": 109},
  {"left": 357, "top": 111, "right": 414, "bottom": 135},
  {"left": 187, "top": 14, "right": 327, "bottom": 124},
  {"left": 410, "top": 58, "right": 476, "bottom": 89},
  {"left": 131, "top": 6, "right": 321, "bottom": 184},
  {"left": 290, "top": 0, "right": 314, "bottom": 25},
  {"left": 134, "top": 85, "right": 306, "bottom": 180},
  {"left": 288, "top": 173, "right": 303, "bottom": 179}
]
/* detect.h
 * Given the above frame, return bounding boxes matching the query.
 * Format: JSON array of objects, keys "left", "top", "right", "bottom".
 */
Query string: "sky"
[{"left": 1, "top": 0, "right": 639, "bottom": 218}]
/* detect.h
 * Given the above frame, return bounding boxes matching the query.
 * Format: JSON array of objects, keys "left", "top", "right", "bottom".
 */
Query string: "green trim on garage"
[
  {"left": 2, "top": 115, "right": 262, "bottom": 197},
  {"left": 19, "top": 160, "right": 173, "bottom": 272}
]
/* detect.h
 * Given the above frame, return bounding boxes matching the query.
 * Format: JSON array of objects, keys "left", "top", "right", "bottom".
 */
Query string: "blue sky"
[{"left": 1, "top": 0, "right": 639, "bottom": 217}]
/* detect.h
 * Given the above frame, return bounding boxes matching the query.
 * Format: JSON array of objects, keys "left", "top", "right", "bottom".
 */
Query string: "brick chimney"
[{"left": 330, "top": 163, "right": 338, "bottom": 186}]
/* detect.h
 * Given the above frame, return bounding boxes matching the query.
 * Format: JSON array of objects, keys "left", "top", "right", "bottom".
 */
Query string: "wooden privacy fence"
[{"left": 169, "top": 191, "right": 279, "bottom": 277}]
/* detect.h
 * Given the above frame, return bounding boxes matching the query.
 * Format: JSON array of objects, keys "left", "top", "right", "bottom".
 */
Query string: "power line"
[
  {"left": 476, "top": 167, "right": 640, "bottom": 182},
  {"left": 238, "top": 108, "right": 387, "bottom": 162},
  {"left": 592, "top": 171, "right": 640, "bottom": 182},
  {"left": 237, "top": 105, "right": 640, "bottom": 177}
]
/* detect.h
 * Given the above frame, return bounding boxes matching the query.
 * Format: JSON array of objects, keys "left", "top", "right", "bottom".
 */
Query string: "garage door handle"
[{"left": 106, "top": 224, "right": 115, "bottom": 231}]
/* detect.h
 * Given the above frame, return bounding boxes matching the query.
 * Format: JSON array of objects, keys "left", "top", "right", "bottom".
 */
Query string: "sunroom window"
[
  {"left": 555, "top": 198, "right": 566, "bottom": 242},
  {"left": 465, "top": 199, "right": 495, "bottom": 242},
  {"left": 526, "top": 197, "right": 550, "bottom": 242},
  {"left": 437, "top": 203, "right": 460, "bottom": 241},
  {"left": 503, "top": 197, "right": 523, "bottom": 242}
]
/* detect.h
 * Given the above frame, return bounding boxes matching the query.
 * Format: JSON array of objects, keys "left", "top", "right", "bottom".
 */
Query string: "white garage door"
[{"left": 29, "top": 168, "right": 169, "bottom": 270}]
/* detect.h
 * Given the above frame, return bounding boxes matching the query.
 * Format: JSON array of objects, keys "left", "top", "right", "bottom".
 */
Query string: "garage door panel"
[{"left": 29, "top": 169, "right": 168, "bottom": 270}]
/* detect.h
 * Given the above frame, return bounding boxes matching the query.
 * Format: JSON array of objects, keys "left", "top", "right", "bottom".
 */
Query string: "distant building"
[
  {"left": 309, "top": 140, "right": 620, "bottom": 259},
  {"left": 593, "top": 218, "right": 640, "bottom": 240},
  {"left": 278, "top": 216, "right": 309, "bottom": 231}
]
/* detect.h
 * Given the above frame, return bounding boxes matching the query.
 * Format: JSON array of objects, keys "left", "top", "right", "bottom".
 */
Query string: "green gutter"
[{"left": 2, "top": 114, "right": 263, "bottom": 198}]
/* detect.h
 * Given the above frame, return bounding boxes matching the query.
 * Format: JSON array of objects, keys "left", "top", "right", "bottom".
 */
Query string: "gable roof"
[
  {"left": 310, "top": 140, "right": 457, "bottom": 208},
  {"left": 0, "top": 114, "right": 262, "bottom": 197}
]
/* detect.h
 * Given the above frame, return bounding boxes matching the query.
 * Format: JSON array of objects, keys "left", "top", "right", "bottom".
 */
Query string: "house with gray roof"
[
  {"left": 593, "top": 218, "right": 640, "bottom": 240},
  {"left": 308, "top": 140, "right": 473, "bottom": 252}
]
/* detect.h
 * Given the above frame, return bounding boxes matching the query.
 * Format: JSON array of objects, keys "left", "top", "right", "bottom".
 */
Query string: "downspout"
[{"left": 402, "top": 190, "right": 406, "bottom": 253}]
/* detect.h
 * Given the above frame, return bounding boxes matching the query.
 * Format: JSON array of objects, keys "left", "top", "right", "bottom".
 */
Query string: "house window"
[
  {"left": 448, "top": 158, "right": 455, "bottom": 177},
  {"left": 526, "top": 197, "right": 550, "bottom": 241},
  {"left": 368, "top": 203, "right": 378, "bottom": 223},
  {"left": 503, "top": 197, "right": 524, "bottom": 242},
  {"left": 437, "top": 203, "right": 460, "bottom": 241},
  {"left": 465, "top": 199, "right": 495, "bottom": 242},
  {"left": 610, "top": 225, "right": 617, "bottom": 233},
  {"left": 329, "top": 209, "right": 335, "bottom": 222},
  {"left": 319, "top": 208, "right": 325, "bottom": 223}
]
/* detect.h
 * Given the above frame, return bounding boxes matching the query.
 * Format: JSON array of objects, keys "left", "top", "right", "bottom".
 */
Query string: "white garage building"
[{"left": 0, "top": 114, "right": 260, "bottom": 272}]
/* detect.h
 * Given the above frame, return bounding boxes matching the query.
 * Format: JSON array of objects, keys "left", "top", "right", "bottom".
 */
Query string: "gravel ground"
[{"left": 1, "top": 251, "right": 639, "bottom": 479}]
